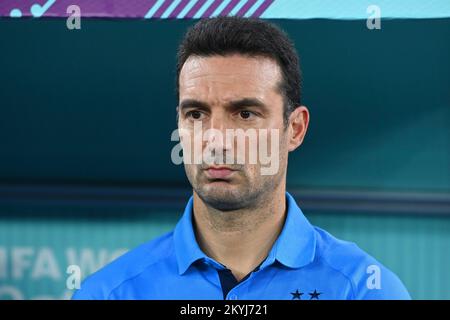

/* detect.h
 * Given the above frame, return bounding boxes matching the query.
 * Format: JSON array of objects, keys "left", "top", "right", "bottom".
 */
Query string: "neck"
[{"left": 192, "top": 185, "right": 287, "bottom": 281}]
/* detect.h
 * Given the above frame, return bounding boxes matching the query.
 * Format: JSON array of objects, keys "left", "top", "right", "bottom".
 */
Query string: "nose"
[
  {"left": 208, "top": 110, "right": 227, "bottom": 132},
  {"left": 204, "top": 112, "right": 233, "bottom": 155}
]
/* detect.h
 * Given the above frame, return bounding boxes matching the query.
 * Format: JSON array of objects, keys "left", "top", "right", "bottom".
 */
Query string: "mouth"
[{"left": 204, "top": 166, "right": 237, "bottom": 180}]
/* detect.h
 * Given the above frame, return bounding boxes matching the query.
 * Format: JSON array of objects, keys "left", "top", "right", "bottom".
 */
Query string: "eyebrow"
[
  {"left": 226, "top": 98, "right": 267, "bottom": 111},
  {"left": 179, "top": 97, "right": 267, "bottom": 112},
  {"left": 178, "top": 99, "right": 210, "bottom": 111}
]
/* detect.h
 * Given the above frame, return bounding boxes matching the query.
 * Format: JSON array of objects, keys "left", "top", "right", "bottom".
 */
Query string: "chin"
[{"left": 196, "top": 185, "right": 246, "bottom": 211}]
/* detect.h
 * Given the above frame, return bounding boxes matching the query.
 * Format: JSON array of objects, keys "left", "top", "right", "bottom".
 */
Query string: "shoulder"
[
  {"left": 313, "top": 226, "right": 411, "bottom": 300},
  {"left": 71, "top": 231, "right": 174, "bottom": 300}
]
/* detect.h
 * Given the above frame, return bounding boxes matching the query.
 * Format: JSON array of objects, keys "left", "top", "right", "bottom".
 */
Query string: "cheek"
[
  {"left": 179, "top": 127, "right": 206, "bottom": 162},
  {"left": 242, "top": 164, "right": 260, "bottom": 180},
  {"left": 184, "top": 164, "right": 200, "bottom": 182}
]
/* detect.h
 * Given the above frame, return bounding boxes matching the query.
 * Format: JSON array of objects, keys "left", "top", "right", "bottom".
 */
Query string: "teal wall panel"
[
  {"left": 0, "top": 208, "right": 178, "bottom": 299},
  {"left": 0, "top": 18, "right": 449, "bottom": 192}
]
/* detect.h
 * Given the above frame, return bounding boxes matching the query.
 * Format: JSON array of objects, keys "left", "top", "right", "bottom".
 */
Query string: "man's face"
[{"left": 178, "top": 54, "right": 291, "bottom": 211}]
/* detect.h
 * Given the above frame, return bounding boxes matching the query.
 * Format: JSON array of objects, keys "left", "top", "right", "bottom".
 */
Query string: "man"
[{"left": 72, "top": 17, "right": 410, "bottom": 300}]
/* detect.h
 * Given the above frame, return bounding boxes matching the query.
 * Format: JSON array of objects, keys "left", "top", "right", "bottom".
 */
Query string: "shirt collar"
[
  {"left": 173, "top": 192, "right": 316, "bottom": 275},
  {"left": 268, "top": 192, "right": 317, "bottom": 269},
  {"left": 173, "top": 197, "right": 220, "bottom": 275}
]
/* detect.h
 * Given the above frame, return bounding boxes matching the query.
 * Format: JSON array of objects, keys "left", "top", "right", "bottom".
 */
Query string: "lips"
[{"left": 205, "top": 166, "right": 236, "bottom": 179}]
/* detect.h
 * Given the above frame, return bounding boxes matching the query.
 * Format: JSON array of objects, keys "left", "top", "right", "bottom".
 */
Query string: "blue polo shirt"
[{"left": 72, "top": 193, "right": 410, "bottom": 300}]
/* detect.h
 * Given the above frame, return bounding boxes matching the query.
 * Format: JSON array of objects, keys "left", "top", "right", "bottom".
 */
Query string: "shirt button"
[{"left": 228, "top": 294, "right": 238, "bottom": 300}]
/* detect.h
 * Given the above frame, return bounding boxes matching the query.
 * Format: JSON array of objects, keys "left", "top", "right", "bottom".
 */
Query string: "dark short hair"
[{"left": 176, "top": 17, "right": 302, "bottom": 125}]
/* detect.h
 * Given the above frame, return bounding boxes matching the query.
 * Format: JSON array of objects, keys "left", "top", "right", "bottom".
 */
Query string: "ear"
[{"left": 287, "top": 106, "right": 309, "bottom": 152}]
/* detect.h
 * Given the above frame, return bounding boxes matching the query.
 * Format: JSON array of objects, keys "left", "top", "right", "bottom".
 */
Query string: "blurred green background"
[{"left": 0, "top": 18, "right": 449, "bottom": 299}]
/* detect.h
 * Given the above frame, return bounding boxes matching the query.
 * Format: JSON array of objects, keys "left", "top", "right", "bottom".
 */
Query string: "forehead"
[{"left": 179, "top": 54, "right": 282, "bottom": 102}]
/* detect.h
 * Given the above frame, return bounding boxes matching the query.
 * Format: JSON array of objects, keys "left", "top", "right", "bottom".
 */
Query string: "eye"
[
  {"left": 186, "top": 110, "right": 203, "bottom": 120},
  {"left": 239, "top": 110, "right": 253, "bottom": 120}
]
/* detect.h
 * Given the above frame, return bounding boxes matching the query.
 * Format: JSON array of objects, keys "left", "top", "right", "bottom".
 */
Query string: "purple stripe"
[
  {"left": 168, "top": 0, "right": 190, "bottom": 18},
  {"left": 144, "top": 0, "right": 159, "bottom": 17},
  {"left": 218, "top": 0, "right": 240, "bottom": 16},
  {"left": 236, "top": 0, "right": 257, "bottom": 17},
  {"left": 185, "top": 0, "right": 207, "bottom": 18},
  {"left": 201, "top": 0, "right": 224, "bottom": 18},
  {"left": 250, "top": 0, "right": 274, "bottom": 18},
  {"left": 0, "top": 0, "right": 273, "bottom": 19},
  {"left": 152, "top": 0, "right": 174, "bottom": 18}
]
